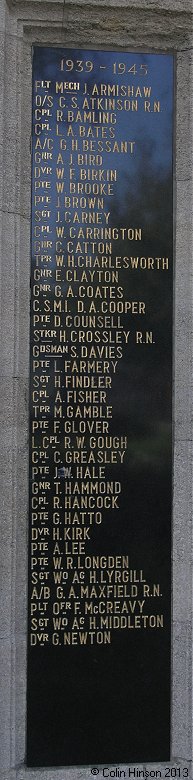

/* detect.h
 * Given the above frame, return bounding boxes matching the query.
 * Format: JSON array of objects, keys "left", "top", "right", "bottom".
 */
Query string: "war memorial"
[{"left": 0, "top": 0, "right": 192, "bottom": 778}]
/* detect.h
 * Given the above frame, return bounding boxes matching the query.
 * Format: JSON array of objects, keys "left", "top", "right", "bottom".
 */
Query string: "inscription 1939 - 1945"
[{"left": 27, "top": 47, "right": 173, "bottom": 766}]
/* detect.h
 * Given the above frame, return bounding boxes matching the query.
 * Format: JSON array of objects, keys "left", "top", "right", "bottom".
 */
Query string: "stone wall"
[{"left": 0, "top": 1, "right": 192, "bottom": 778}]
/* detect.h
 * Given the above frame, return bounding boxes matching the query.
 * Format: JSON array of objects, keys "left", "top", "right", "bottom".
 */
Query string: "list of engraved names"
[{"left": 29, "top": 49, "right": 173, "bottom": 650}]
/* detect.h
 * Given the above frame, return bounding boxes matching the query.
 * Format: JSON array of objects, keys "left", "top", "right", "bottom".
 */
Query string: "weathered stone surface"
[{"left": 8, "top": 0, "right": 193, "bottom": 14}]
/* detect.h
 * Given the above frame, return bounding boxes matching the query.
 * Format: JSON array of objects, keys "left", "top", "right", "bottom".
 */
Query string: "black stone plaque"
[{"left": 27, "top": 47, "right": 173, "bottom": 766}]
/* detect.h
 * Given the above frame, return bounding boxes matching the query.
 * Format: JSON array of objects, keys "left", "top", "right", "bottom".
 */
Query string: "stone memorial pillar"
[{"left": 0, "top": 0, "right": 192, "bottom": 778}]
